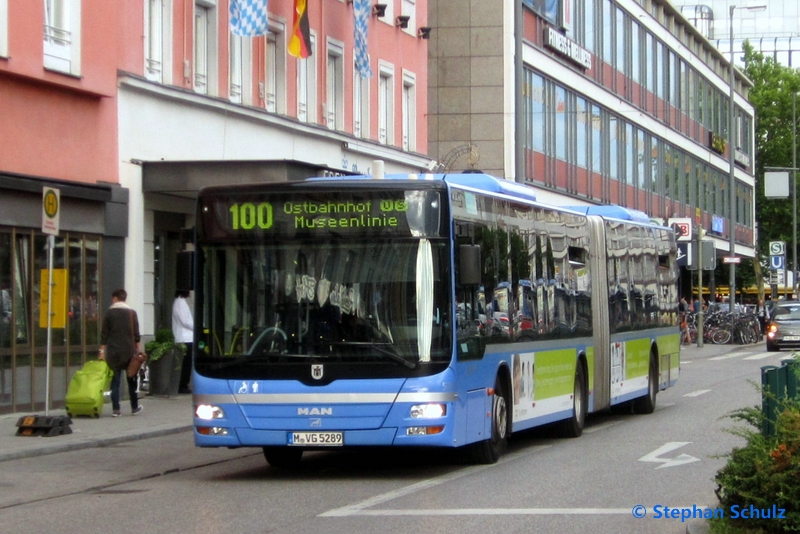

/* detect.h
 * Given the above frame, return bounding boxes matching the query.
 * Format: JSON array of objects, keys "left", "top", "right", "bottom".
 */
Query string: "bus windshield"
[{"left": 195, "top": 238, "right": 452, "bottom": 380}]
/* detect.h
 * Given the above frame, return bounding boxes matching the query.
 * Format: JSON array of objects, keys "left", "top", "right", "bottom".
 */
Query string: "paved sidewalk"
[
  {"left": 0, "top": 393, "right": 194, "bottom": 462},
  {"left": 0, "top": 340, "right": 752, "bottom": 464}
]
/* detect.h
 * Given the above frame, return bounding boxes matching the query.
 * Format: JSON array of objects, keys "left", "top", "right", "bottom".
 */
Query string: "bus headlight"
[
  {"left": 196, "top": 404, "right": 225, "bottom": 420},
  {"left": 410, "top": 403, "right": 446, "bottom": 418}
]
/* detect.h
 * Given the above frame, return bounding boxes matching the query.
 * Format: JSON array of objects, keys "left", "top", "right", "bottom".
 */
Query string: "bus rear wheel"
[
  {"left": 470, "top": 377, "right": 509, "bottom": 464},
  {"left": 632, "top": 354, "right": 658, "bottom": 414},
  {"left": 559, "top": 362, "right": 587, "bottom": 438},
  {"left": 263, "top": 447, "right": 303, "bottom": 468}
]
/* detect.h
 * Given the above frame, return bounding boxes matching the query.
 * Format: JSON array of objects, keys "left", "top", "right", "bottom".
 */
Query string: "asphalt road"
[{"left": 0, "top": 342, "right": 789, "bottom": 534}]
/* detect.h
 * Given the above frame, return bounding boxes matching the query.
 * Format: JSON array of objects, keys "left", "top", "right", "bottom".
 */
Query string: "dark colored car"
[{"left": 765, "top": 301, "right": 800, "bottom": 352}]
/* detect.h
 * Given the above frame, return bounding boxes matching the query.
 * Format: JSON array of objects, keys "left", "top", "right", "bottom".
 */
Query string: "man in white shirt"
[{"left": 172, "top": 290, "right": 194, "bottom": 394}]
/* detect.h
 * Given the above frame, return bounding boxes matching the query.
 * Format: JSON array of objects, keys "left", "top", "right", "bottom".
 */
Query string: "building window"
[
  {"left": 401, "top": 0, "right": 416, "bottom": 36},
  {"left": 0, "top": 0, "right": 8, "bottom": 58},
  {"left": 229, "top": 33, "right": 252, "bottom": 104},
  {"left": 265, "top": 22, "right": 286, "bottom": 114},
  {"left": 297, "top": 33, "right": 317, "bottom": 123},
  {"left": 378, "top": 63, "right": 394, "bottom": 145},
  {"left": 402, "top": 72, "right": 416, "bottom": 151},
  {"left": 679, "top": 5, "right": 713, "bottom": 40},
  {"left": 353, "top": 60, "right": 369, "bottom": 138},
  {"left": 326, "top": 40, "right": 344, "bottom": 130},
  {"left": 381, "top": 0, "right": 395, "bottom": 24},
  {"left": 194, "top": 1, "right": 218, "bottom": 96},
  {"left": 43, "top": 0, "right": 81, "bottom": 75},
  {"left": 145, "top": 0, "right": 172, "bottom": 83}
]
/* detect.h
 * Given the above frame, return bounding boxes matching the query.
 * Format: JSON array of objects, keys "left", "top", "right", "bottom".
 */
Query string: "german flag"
[{"left": 289, "top": 0, "right": 311, "bottom": 58}]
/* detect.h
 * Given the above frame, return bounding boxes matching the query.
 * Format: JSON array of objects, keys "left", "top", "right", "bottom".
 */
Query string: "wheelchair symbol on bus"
[{"left": 237, "top": 381, "right": 259, "bottom": 394}]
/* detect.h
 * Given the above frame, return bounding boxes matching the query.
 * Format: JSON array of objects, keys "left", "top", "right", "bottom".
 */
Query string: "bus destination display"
[{"left": 201, "top": 191, "right": 441, "bottom": 239}]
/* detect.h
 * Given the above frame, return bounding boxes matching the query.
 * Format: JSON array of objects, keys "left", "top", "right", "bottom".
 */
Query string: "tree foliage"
[{"left": 743, "top": 43, "right": 800, "bottom": 269}]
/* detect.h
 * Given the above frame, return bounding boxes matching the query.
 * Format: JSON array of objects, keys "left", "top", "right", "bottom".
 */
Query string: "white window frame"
[
  {"left": 229, "top": 33, "right": 252, "bottom": 104},
  {"left": 401, "top": 0, "right": 416, "bottom": 36},
  {"left": 353, "top": 59, "right": 370, "bottom": 138},
  {"left": 326, "top": 39, "right": 344, "bottom": 130},
  {"left": 378, "top": 62, "right": 394, "bottom": 145},
  {"left": 0, "top": 0, "right": 8, "bottom": 58},
  {"left": 43, "top": 0, "right": 81, "bottom": 76},
  {"left": 264, "top": 19, "right": 286, "bottom": 114},
  {"left": 297, "top": 33, "right": 317, "bottom": 123},
  {"left": 145, "top": 0, "right": 173, "bottom": 84},
  {"left": 402, "top": 70, "right": 416, "bottom": 152},
  {"left": 194, "top": 0, "right": 218, "bottom": 96}
]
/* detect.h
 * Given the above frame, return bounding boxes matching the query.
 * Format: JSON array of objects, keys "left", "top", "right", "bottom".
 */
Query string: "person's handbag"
[
  {"left": 126, "top": 309, "right": 146, "bottom": 377},
  {"left": 127, "top": 351, "right": 147, "bottom": 378}
]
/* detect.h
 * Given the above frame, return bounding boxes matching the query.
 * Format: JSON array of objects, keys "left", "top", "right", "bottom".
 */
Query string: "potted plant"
[{"left": 145, "top": 329, "right": 186, "bottom": 397}]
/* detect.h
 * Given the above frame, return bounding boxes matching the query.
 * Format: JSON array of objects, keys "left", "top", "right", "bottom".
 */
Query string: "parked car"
[{"left": 765, "top": 301, "right": 800, "bottom": 352}]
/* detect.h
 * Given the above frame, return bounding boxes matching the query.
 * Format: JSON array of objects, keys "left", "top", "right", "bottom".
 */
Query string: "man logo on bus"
[{"left": 311, "top": 364, "right": 324, "bottom": 380}]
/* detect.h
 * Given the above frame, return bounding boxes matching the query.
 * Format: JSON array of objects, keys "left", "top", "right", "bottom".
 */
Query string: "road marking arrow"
[
  {"left": 638, "top": 442, "right": 700, "bottom": 469},
  {"left": 683, "top": 389, "right": 711, "bottom": 397}
]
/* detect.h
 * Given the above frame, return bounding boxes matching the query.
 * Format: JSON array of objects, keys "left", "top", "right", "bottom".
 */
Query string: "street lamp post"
[
  {"left": 794, "top": 93, "right": 798, "bottom": 299},
  {"left": 728, "top": 4, "right": 767, "bottom": 313}
]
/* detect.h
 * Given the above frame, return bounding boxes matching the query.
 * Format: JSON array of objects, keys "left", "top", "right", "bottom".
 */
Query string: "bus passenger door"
[{"left": 456, "top": 244, "right": 485, "bottom": 360}]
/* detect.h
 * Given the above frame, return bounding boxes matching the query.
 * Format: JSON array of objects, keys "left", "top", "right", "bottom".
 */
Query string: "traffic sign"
[
  {"left": 42, "top": 187, "right": 60, "bottom": 235},
  {"left": 770, "top": 255, "right": 785, "bottom": 270},
  {"left": 668, "top": 218, "right": 692, "bottom": 242},
  {"left": 676, "top": 243, "right": 689, "bottom": 267},
  {"left": 770, "top": 241, "right": 786, "bottom": 256},
  {"left": 723, "top": 256, "right": 741, "bottom": 264}
]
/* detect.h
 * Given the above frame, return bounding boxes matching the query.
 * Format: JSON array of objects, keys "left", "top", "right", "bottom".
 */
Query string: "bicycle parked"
[{"left": 679, "top": 309, "right": 761, "bottom": 345}]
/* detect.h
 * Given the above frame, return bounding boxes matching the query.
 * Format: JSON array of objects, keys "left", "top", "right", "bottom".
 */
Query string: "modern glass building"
[
  {"left": 428, "top": 0, "right": 757, "bottom": 282},
  {"left": 674, "top": 1, "right": 800, "bottom": 67}
]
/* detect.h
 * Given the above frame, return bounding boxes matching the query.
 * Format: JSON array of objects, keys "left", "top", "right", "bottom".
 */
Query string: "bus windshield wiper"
[{"left": 372, "top": 343, "right": 417, "bottom": 369}]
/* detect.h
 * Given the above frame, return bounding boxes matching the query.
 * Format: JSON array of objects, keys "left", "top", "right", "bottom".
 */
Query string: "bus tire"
[
  {"left": 263, "top": 447, "right": 303, "bottom": 468},
  {"left": 632, "top": 354, "right": 658, "bottom": 415},
  {"left": 470, "top": 376, "right": 509, "bottom": 464},
  {"left": 559, "top": 362, "right": 587, "bottom": 438}
]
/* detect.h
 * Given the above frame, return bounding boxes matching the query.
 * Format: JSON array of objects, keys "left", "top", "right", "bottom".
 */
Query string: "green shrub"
[
  {"left": 144, "top": 328, "right": 186, "bottom": 362},
  {"left": 712, "top": 389, "right": 800, "bottom": 532}
]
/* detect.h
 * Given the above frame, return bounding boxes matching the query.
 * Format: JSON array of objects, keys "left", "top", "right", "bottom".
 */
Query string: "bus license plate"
[{"left": 288, "top": 432, "right": 343, "bottom": 446}]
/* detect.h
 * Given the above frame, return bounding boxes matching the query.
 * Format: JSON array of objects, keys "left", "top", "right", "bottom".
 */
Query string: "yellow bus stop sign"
[
  {"left": 42, "top": 187, "right": 60, "bottom": 235},
  {"left": 39, "top": 269, "right": 67, "bottom": 329}
]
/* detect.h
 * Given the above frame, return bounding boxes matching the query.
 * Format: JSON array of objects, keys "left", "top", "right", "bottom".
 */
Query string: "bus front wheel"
[
  {"left": 470, "top": 377, "right": 509, "bottom": 464},
  {"left": 263, "top": 447, "right": 303, "bottom": 468}
]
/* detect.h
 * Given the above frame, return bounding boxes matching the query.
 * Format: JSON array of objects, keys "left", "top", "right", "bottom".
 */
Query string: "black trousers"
[{"left": 179, "top": 342, "right": 193, "bottom": 390}]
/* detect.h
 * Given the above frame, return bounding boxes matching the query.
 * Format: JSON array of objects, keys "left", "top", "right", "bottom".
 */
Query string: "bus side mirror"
[
  {"left": 459, "top": 245, "right": 481, "bottom": 286},
  {"left": 177, "top": 250, "right": 195, "bottom": 291}
]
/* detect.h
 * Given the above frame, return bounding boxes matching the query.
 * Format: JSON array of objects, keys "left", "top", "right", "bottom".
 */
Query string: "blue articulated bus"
[{"left": 192, "top": 172, "right": 680, "bottom": 467}]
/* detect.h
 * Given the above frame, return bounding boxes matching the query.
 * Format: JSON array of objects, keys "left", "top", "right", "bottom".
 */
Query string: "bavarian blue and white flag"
[
  {"left": 354, "top": 0, "right": 373, "bottom": 77},
  {"left": 230, "top": 0, "right": 269, "bottom": 37}
]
